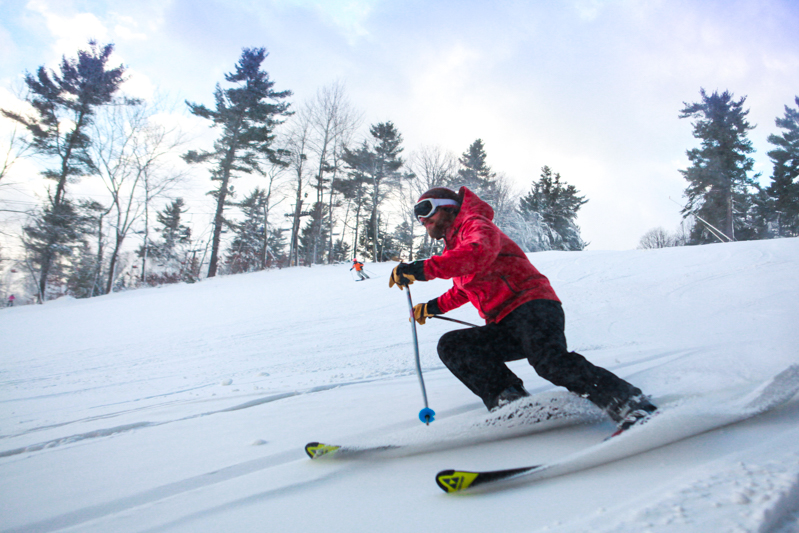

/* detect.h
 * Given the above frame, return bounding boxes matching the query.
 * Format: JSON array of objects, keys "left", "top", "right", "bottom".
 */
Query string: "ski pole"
[
  {"left": 406, "top": 287, "right": 435, "bottom": 425},
  {"left": 431, "top": 315, "right": 480, "bottom": 328}
]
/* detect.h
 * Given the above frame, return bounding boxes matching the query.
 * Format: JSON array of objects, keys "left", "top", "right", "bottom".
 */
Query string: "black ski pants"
[{"left": 437, "top": 299, "right": 641, "bottom": 413}]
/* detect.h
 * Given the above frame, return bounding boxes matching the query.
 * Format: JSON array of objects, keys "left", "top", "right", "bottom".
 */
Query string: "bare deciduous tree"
[
  {"left": 284, "top": 110, "right": 313, "bottom": 266},
  {"left": 133, "top": 102, "right": 190, "bottom": 282},
  {"left": 638, "top": 227, "right": 673, "bottom": 249},
  {"left": 0, "top": 124, "right": 31, "bottom": 186},
  {"left": 638, "top": 221, "right": 692, "bottom": 250},
  {"left": 405, "top": 145, "right": 458, "bottom": 258},
  {"left": 255, "top": 158, "right": 290, "bottom": 269},
  {"left": 304, "top": 82, "right": 362, "bottom": 264},
  {"left": 408, "top": 145, "right": 458, "bottom": 194},
  {"left": 92, "top": 100, "right": 188, "bottom": 292}
]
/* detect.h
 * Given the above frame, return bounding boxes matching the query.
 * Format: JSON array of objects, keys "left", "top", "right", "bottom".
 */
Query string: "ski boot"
[
  {"left": 609, "top": 394, "right": 657, "bottom": 437},
  {"left": 489, "top": 384, "right": 531, "bottom": 411}
]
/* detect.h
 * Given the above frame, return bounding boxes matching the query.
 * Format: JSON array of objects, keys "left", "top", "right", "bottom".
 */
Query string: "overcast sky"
[{"left": 2, "top": 0, "right": 798, "bottom": 252}]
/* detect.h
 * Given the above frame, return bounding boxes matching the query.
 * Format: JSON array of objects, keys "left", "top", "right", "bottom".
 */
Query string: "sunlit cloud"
[
  {"left": 120, "top": 68, "right": 156, "bottom": 100},
  {"left": 2, "top": 0, "right": 797, "bottom": 252},
  {"left": 25, "top": 0, "right": 110, "bottom": 61}
]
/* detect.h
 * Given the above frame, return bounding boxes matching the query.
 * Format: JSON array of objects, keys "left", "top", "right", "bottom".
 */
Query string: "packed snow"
[{"left": 1, "top": 238, "right": 798, "bottom": 533}]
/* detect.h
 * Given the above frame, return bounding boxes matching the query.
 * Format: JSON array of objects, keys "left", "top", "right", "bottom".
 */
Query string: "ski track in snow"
[
  {"left": 1, "top": 238, "right": 798, "bottom": 533},
  {"left": 0, "top": 378, "right": 399, "bottom": 457},
  {"left": 0, "top": 450, "right": 315, "bottom": 533},
  {"left": 557, "top": 451, "right": 799, "bottom": 533},
  {"left": 0, "top": 344, "right": 691, "bottom": 457}
]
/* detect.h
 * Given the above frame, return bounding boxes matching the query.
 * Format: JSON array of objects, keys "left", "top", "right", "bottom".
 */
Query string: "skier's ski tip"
[
  {"left": 436, "top": 466, "right": 539, "bottom": 493},
  {"left": 436, "top": 469, "right": 482, "bottom": 493},
  {"left": 305, "top": 442, "right": 341, "bottom": 459}
]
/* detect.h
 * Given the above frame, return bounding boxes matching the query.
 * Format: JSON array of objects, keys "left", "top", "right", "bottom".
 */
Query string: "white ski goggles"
[{"left": 414, "top": 198, "right": 459, "bottom": 223}]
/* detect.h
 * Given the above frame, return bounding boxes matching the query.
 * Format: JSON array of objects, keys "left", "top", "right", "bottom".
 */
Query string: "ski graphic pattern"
[
  {"left": 436, "top": 365, "right": 799, "bottom": 493},
  {"left": 305, "top": 442, "right": 342, "bottom": 459}
]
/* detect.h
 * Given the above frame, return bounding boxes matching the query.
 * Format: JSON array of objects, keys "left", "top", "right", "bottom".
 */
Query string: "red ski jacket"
[{"left": 423, "top": 187, "right": 560, "bottom": 324}]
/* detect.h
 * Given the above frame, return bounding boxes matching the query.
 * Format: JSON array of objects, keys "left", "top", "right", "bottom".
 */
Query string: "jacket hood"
[{"left": 456, "top": 187, "right": 494, "bottom": 222}]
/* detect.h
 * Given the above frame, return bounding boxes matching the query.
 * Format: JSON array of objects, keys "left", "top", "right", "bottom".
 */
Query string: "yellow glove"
[
  {"left": 411, "top": 299, "right": 441, "bottom": 325},
  {"left": 412, "top": 303, "right": 433, "bottom": 325},
  {"left": 389, "top": 261, "right": 426, "bottom": 290}
]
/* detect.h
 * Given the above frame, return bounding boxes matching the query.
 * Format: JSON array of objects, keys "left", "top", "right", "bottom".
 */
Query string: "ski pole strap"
[{"left": 431, "top": 315, "right": 480, "bottom": 328}]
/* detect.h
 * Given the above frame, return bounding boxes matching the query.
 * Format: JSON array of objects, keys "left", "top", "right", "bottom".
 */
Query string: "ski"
[
  {"left": 436, "top": 364, "right": 799, "bottom": 493},
  {"left": 306, "top": 390, "right": 606, "bottom": 460},
  {"left": 437, "top": 465, "right": 540, "bottom": 492},
  {"left": 305, "top": 441, "right": 397, "bottom": 459},
  {"left": 305, "top": 442, "right": 341, "bottom": 458}
]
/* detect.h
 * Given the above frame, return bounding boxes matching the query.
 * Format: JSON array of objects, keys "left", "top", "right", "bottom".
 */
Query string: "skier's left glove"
[
  {"left": 412, "top": 299, "right": 441, "bottom": 325},
  {"left": 389, "top": 260, "right": 426, "bottom": 290}
]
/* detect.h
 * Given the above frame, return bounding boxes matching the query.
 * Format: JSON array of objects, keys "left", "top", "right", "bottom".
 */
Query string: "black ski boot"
[
  {"left": 489, "top": 384, "right": 530, "bottom": 411},
  {"left": 609, "top": 394, "right": 657, "bottom": 436}
]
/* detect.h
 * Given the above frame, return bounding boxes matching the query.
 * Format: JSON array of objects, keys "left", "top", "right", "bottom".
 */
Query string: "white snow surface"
[{"left": 1, "top": 238, "right": 798, "bottom": 533}]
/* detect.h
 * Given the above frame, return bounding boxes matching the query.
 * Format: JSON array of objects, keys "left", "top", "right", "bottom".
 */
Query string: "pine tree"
[
  {"left": 298, "top": 203, "right": 330, "bottom": 266},
  {"left": 67, "top": 242, "right": 101, "bottom": 298},
  {"left": 329, "top": 238, "right": 351, "bottom": 264},
  {"left": 2, "top": 41, "right": 127, "bottom": 301},
  {"left": 137, "top": 198, "right": 191, "bottom": 283},
  {"left": 70, "top": 200, "right": 108, "bottom": 298},
  {"left": 154, "top": 198, "right": 191, "bottom": 262},
  {"left": 367, "top": 122, "right": 405, "bottom": 260},
  {"left": 266, "top": 227, "right": 288, "bottom": 267},
  {"left": 517, "top": 166, "right": 588, "bottom": 251},
  {"left": 340, "top": 123, "right": 406, "bottom": 261},
  {"left": 339, "top": 141, "right": 374, "bottom": 259},
  {"left": 183, "top": 48, "right": 292, "bottom": 277},
  {"left": 22, "top": 199, "right": 87, "bottom": 296},
  {"left": 226, "top": 189, "right": 269, "bottom": 274},
  {"left": 454, "top": 139, "right": 496, "bottom": 193},
  {"left": 766, "top": 96, "right": 799, "bottom": 237},
  {"left": 392, "top": 220, "right": 415, "bottom": 260},
  {"left": 360, "top": 210, "right": 398, "bottom": 261},
  {"left": 679, "top": 89, "right": 759, "bottom": 243}
]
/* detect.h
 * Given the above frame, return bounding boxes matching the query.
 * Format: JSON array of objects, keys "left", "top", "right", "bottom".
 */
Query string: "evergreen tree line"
[
  {"left": 5, "top": 45, "right": 796, "bottom": 303},
  {"left": 1, "top": 43, "right": 589, "bottom": 303},
  {"left": 640, "top": 89, "right": 799, "bottom": 249}
]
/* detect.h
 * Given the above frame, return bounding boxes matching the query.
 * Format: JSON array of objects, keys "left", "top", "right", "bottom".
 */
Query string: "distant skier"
[
  {"left": 7, "top": 294, "right": 14, "bottom": 307},
  {"left": 389, "top": 186, "right": 656, "bottom": 432},
  {"left": 351, "top": 259, "right": 369, "bottom": 281}
]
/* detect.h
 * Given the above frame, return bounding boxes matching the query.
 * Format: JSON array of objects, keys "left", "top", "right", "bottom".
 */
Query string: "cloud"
[
  {"left": 120, "top": 68, "right": 155, "bottom": 100},
  {"left": 0, "top": 25, "right": 17, "bottom": 72},
  {"left": 114, "top": 24, "right": 148, "bottom": 42},
  {"left": 25, "top": 0, "right": 110, "bottom": 61},
  {"left": 287, "top": 0, "right": 377, "bottom": 42},
  {"left": 0, "top": 86, "right": 33, "bottom": 116},
  {"left": 3, "top": 0, "right": 798, "bottom": 251}
]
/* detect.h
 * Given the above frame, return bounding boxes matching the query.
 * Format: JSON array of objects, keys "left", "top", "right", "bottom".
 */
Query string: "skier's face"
[{"left": 422, "top": 209, "right": 451, "bottom": 240}]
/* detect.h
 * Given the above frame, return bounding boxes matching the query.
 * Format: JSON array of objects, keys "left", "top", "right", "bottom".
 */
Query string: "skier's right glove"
[
  {"left": 412, "top": 299, "right": 441, "bottom": 325},
  {"left": 389, "top": 260, "right": 426, "bottom": 290}
]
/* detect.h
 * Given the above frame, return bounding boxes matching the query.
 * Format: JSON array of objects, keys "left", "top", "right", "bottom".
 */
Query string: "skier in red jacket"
[{"left": 390, "top": 186, "right": 656, "bottom": 431}]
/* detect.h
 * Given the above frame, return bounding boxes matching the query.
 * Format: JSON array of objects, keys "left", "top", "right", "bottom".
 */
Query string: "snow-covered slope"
[{"left": 1, "top": 238, "right": 798, "bottom": 533}]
